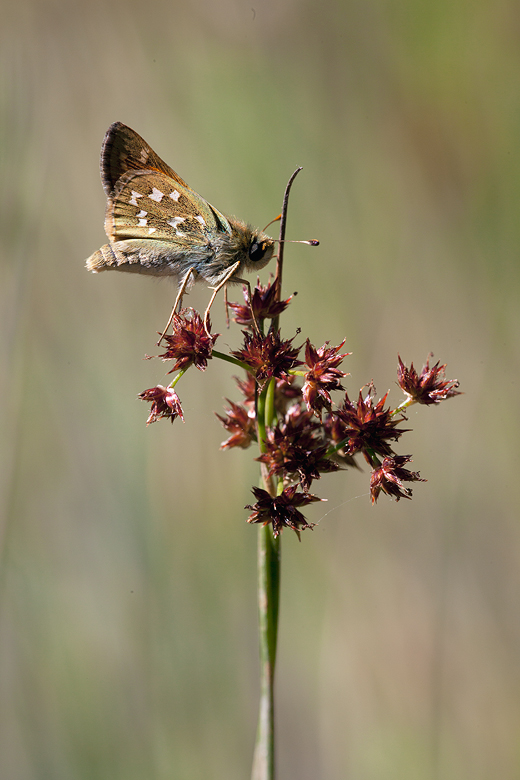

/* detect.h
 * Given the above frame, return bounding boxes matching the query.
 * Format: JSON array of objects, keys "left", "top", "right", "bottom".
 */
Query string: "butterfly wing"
[
  {"left": 101, "top": 122, "right": 189, "bottom": 195},
  {"left": 102, "top": 122, "right": 233, "bottom": 244}
]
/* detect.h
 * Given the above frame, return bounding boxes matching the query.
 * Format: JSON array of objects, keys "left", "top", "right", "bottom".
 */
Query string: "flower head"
[
  {"left": 334, "top": 385, "right": 409, "bottom": 462},
  {"left": 231, "top": 329, "right": 303, "bottom": 388},
  {"left": 397, "top": 354, "right": 461, "bottom": 405},
  {"left": 257, "top": 406, "right": 338, "bottom": 490},
  {"left": 228, "top": 277, "right": 293, "bottom": 327},
  {"left": 302, "top": 339, "right": 349, "bottom": 418},
  {"left": 138, "top": 385, "right": 184, "bottom": 425},
  {"left": 370, "top": 455, "right": 425, "bottom": 503},
  {"left": 159, "top": 308, "right": 219, "bottom": 372},
  {"left": 245, "top": 485, "right": 323, "bottom": 540},
  {"left": 216, "top": 400, "right": 257, "bottom": 450}
]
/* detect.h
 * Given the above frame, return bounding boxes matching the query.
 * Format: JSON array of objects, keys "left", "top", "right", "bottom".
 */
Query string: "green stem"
[
  {"left": 212, "top": 349, "right": 252, "bottom": 373},
  {"left": 265, "top": 378, "right": 276, "bottom": 430},
  {"left": 392, "top": 397, "right": 415, "bottom": 414},
  {"left": 251, "top": 523, "right": 280, "bottom": 780},
  {"left": 251, "top": 378, "right": 281, "bottom": 780},
  {"left": 167, "top": 368, "right": 188, "bottom": 389}
]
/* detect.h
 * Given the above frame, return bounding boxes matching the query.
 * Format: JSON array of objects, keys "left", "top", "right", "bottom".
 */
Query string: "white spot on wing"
[
  {"left": 167, "top": 216, "right": 185, "bottom": 237},
  {"left": 167, "top": 217, "right": 185, "bottom": 228},
  {"left": 148, "top": 227, "right": 157, "bottom": 234},
  {"left": 138, "top": 218, "right": 148, "bottom": 226},
  {"left": 140, "top": 148, "right": 150, "bottom": 162},
  {"left": 129, "top": 191, "right": 143, "bottom": 206},
  {"left": 195, "top": 215, "right": 206, "bottom": 226},
  {"left": 136, "top": 210, "right": 147, "bottom": 218},
  {"left": 169, "top": 190, "right": 180, "bottom": 201},
  {"left": 149, "top": 187, "right": 164, "bottom": 202}
]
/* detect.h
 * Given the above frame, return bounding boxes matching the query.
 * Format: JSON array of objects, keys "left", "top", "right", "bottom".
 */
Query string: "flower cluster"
[
  {"left": 139, "top": 278, "right": 460, "bottom": 537},
  {"left": 397, "top": 354, "right": 461, "bottom": 404},
  {"left": 245, "top": 486, "right": 322, "bottom": 541},
  {"left": 227, "top": 276, "right": 293, "bottom": 327},
  {"left": 159, "top": 308, "right": 219, "bottom": 372}
]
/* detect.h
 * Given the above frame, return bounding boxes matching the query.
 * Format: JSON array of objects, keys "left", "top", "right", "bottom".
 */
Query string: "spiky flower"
[
  {"left": 159, "top": 308, "right": 219, "bottom": 372},
  {"left": 228, "top": 277, "right": 293, "bottom": 327},
  {"left": 257, "top": 406, "right": 338, "bottom": 490},
  {"left": 370, "top": 455, "right": 425, "bottom": 503},
  {"left": 334, "top": 386, "right": 409, "bottom": 462},
  {"left": 231, "top": 329, "right": 303, "bottom": 388},
  {"left": 216, "top": 401, "right": 257, "bottom": 450},
  {"left": 245, "top": 485, "right": 323, "bottom": 540},
  {"left": 138, "top": 385, "right": 184, "bottom": 425},
  {"left": 397, "top": 354, "right": 461, "bottom": 405},
  {"left": 302, "top": 339, "right": 349, "bottom": 418}
]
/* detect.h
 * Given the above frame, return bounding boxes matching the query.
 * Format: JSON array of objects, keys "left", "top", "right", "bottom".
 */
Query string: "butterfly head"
[
  {"left": 244, "top": 230, "right": 275, "bottom": 273},
  {"left": 212, "top": 219, "right": 275, "bottom": 285}
]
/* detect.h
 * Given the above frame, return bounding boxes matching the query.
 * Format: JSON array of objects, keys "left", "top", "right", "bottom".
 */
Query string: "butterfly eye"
[{"left": 249, "top": 240, "right": 267, "bottom": 263}]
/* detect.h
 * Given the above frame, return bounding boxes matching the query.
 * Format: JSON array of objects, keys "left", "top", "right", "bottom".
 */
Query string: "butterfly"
[{"left": 86, "top": 122, "right": 276, "bottom": 336}]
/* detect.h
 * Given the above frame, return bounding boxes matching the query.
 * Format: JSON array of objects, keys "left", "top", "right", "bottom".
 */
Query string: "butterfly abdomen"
[
  {"left": 85, "top": 243, "right": 119, "bottom": 273},
  {"left": 86, "top": 238, "right": 215, "bottom": 278}
]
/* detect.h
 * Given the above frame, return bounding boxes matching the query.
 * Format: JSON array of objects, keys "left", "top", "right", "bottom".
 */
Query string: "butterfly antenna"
[
  {"left": 262, "top": 214, "right": 282, "bottom": 232},
  {"left": 275, "top": 239, "right": 320, "bottom": 246}
]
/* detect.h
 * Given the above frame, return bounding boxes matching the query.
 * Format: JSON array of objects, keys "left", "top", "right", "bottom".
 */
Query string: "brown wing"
[{"left": 101, "top": 122, "right": 190, "bottom": 196}]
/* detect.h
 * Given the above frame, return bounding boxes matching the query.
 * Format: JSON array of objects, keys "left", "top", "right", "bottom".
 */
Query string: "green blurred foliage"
[{"left": 1, "top": 0, "right": 520, "bottom": 777}]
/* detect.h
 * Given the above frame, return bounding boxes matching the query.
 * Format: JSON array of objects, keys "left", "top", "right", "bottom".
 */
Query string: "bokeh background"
[{"left": 2, "top": 1, "right": 520, "bottom": 778}]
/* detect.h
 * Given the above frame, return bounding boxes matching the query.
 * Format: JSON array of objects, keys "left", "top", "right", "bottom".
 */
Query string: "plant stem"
[
  {"left": 252, "top": 377, "right": 281, "bottom": 780},
  {"left": 212, "top": 349, "right": 252, "bottom": 372},
  {"left": 251, "top": 169, "right": 302, "bottom": 779},
  {"left": 251, "top": 522, "right": 281, "bottom": 780}
]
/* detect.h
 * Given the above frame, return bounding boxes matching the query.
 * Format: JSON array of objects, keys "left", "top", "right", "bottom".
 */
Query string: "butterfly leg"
[
  {"left": 224, "top": 285, "right": 230, "bottom": 329},
  {"left": 203, "top": 261, "right": 241, "bottom": 335},
  {"left": 157, "top": 268, "right": 197, "bottom": 346}
]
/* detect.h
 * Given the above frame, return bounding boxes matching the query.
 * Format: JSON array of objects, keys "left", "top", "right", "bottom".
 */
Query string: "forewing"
[{"left": 101, "top": 122, "right": 191, "bottom": 196}]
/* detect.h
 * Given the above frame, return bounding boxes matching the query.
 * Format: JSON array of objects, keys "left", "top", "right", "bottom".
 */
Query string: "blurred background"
[{"left": 1, "top": 0, "right": 519, "bottom": 778}]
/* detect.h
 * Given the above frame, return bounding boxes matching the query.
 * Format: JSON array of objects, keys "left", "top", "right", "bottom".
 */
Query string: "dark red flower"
[
  {"left": 302, "top": 339, "right": 349, "bottom": 418},
  {"left": 228, "top": 277, "right": 293, "bottom": 327},
  {"left": 216, "top": 400, "right": 256, "bottom": 449},
  {"left": 321, "top": 413, "right": 361, "bottom": 469},
  {"left": 397, "top": 354, "right": 461, "bottom": 405},
  {"left": 159, "top": 308, "right": 219, "bottom": 372},
  {"left": 234, "top": 373, "right": 257, "bottom": 406},
  {"left": 231, "top": 329, "right": 303, "bottom": 388},
  {"left": 370, "top": 455, "right": 425, "bottom": 503},
  {"left": 245, "top": 485, "right": 323, "bottom": 540},
  {"left": 257, "top": 406, "right": 338, "bottom": 490},
  {"left": 334, "top": 385, "right": 409, "bottom": 463},
  {"left": 138, "top": 385, "right": 184, "bottom": 425}
]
